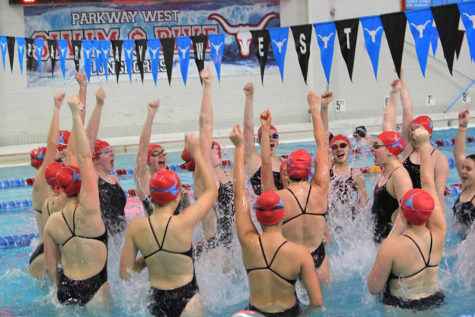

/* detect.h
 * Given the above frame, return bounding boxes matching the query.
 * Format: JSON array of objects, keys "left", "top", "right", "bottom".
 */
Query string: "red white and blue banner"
[{"left": 22, "top": 1, "right": 280, "bottom": 87}]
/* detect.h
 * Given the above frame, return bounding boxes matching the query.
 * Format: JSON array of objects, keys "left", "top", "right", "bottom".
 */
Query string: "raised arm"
[
  {"left": 75, "top": 72, "right": 88, "bottom": 123},
  {"left": 134, "top": 100, "right": 159, "bottom": 200},
  {"left": 320, "top": 91, "right": 333, "bottom": 132},
  {"left": 454, "top": 109, "right": 469, "bottom": 178},
  {"left": 68, "top": 95, "right": 99, "bottom": 213},
  {"left": 413, "top": 128, "right": 446, "bottom": 235},
  {"left": 85, "top": 87, "right": 106, "bottom": 154},
  {"left": 180, "top": 134, "right": 218, "bottom": 225},
  {"left": 399, "top": 69, "right": 414, "bottom": 142},
  {"left": 308, "top": 92, "right": 329, "bottom": 191},
  {"left": 243, "top": 83, "right": 259, "bottom": 161},
  {"left": 260, "top": 110, "right": 278, "bottom": 192},
  {"left": 198, "top": 67, "right": 213, "bottom": 163},
  {"left": 231, "top": 125, "right": 258, "bottom": 242},
  {"left": 383, "top": 79, "right": 399, "bottom": 132},
  {"left": 32, "top": 93, "right": 65, "bottom": 210}
]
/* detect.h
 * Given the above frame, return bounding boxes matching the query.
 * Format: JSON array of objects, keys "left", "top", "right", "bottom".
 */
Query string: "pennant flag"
[
  {"left": 111, "top": 40, "right": 123, "bottom": 83},
  {"left": 313, "top": 22, "right": 336, "bottom": 83},
  {"left": 123, "top": 39, "right": 134, "bottom": 83},
  {"left": 7, "top": 37, "right": 15, "bottom": 72},
  {"left": 459, "top": 2, "right": 475, "bottom": 63},
  {"left": 335, "top": 18, "right": 359, "bottom": 81},
  {"left": 380, "top": 12, "right": 407, "bottom": 78},
  {"left": 93, "top": 40, "right": 102, "bottom": 74},
  {"left": 431, "top": 22, "right": 439, "bottom": 57},
  {"left": 360, "top": 16, "right": 384, "bottom": 79},
  {"left": 291, "top": 24, "right": 313, "bottom": 84},
  {"left": 161, "top": 37, "right": 175, "bottom": 86},
  {"left": 405, "top": 9, "right": 434, "bottom": 77},
  {"left": 47, "top": 39, "right": 57, "bottom": 76},
  {"left": 82, "top": 40, "right": 93, "bottom": 82},
  {"left": 16, "top": 37, "right": 25, "bottom": 74},
  {"left": 251, "top": 30, "right": 270, "bottom": 85},
  {"left": 34, "top": 38, "right": 44, "bottom": 74},
  {"left": 431, "top": 4, "right": 460, "bottom": 75},
  {"left": 147, "top": 38, "right": 161, "bottom": 86},
  {"left": 26, "top": 38, "right": 34, "bottom": 72},
  {"left": 135, "top": 39, "right": 147, "bottom": 83},
  {"left": 57, "top": 39, "right": 68, "bottom": 78},
  {"left": 100, "top": 40, "right": 111, "bottom": 81},
  {"left": 191, "top": 35, "right": 207, "bottom": 84},
  {"left": 175, "top": 36, "right": 191, "bottom": 86},
  {"left": 208, "top": 33, "right": 225, "bottom": 82},
  {"left": 71, "top": 40, "right": 82, "bottom": 72},
  {"left": 268, "top": 27, "right": 289, "bottom": 83},
  {"left": 0, "top": 36, "right": 7, "bottom": 70},
  {"left": 456, "top": 30, "right": 465, "bottom": 60}
]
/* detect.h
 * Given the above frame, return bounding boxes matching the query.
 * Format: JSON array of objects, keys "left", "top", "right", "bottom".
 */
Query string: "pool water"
[{"left": 0, "top": 128, "right": 474, "bottom": 316}]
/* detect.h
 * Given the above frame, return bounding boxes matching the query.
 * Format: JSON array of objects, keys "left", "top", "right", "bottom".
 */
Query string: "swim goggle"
[
  {"left": 99, "top": 148, "right": 114, "bottom": 156},
  {"left": 151, "top": 149, "right": 167, "bottom": 157},
  {"left": 371, "top": 140, "right": 401, "bottom": 150},
  {"left": 331, "top": 143, "right": 348, "bottom": 150}
]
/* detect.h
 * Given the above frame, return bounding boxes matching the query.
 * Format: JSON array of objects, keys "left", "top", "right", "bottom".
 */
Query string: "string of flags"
[{"left": 0, "top": 2, "right": 474, "bottom": 86}]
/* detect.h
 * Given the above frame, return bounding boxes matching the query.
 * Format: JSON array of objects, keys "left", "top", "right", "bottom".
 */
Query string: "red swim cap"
[
  {"left": 57, "top": 130, "right": 70, "bottom": 152},
  {"left": 181, "top": 148, "right": 195, "bottom": 172},
  {"left": 212, "top": 141, "right": 222, "bottom": 160},
  {"left": 401, "top": 188, "right": 434, "bottom": 226},
  {"left": 286, "top": 149, "right": 312, "bottom": 180},
  {"left": 148, "top": 144, "right": 165, "bottom": 164},
  {"left": 411, "top": 116, "right": 433, "bottom": 135},
  {"left": 255, "top": 191, "right": 285, "bottom": 226},
  {"left": 56, "top": 164, "right": 82, "bottom": 197},
  {"left": 330, "top": 134, "right": 351, "bottom": 149},
  {"left": 376, "top": 131, "right": 406, "bottom": 157},
  {"left": 150, "top": 170, "right": 182, "bottom": 204},
  {"left": 93, "top": 139, "right": 110, "bottom": 160},
  {"left": 30, "top": 146, "right": 46, "bottom": 169},
  {"left": 257, "top": 125, "right": 278, "bottom": 138},
  {"left": 45, "top": 161, "right": 64, "bottom": 191}
]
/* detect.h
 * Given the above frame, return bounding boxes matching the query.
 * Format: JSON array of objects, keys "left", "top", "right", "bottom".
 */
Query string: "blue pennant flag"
[
  {"left": 100, "top": 40, "right": 111, "bottom": 81},
  {"left": 16, "top": 37, "right": 25, "bottom": 74},
  {"left": 122, "top": 39, "right": 134, "bottom": 83},
  {"left": 430, "top": 22, "right": 439, "bottom": 57},
  {"left": 82, "top": 40, "right": 93, "bottom": 82},
  {"left": 147, "top": 38, "right": 161, "bottom": 86},
  {"left": 208, "top": 33, "right": 225, "bottom": 82},
  {"left": 175, "top": 36, "right": 191, "bottom": 86},
  {"left": 313, "top": 21, "right": 336, "bottom": 84},
  {"left": 0, "top": 36, "right": 6, "bottom": 70},
  {"left": 360, "top": 16, "right": 384, "bottom": 79},
  {"left": 268, "top": 27, "right": 289, "bottom": 83},
  {"left": 406, "top": 9, "right": 434, "bottom": 76},
  {"left": 57, "top": 39, "right": 68, "bottom": 79},
  {"left": 459, "top": 2, "right": 475, "bottom": 63},
  {"left": 34, "top": 38, "right": 44, "bottom": 74},
  {"left": 93, "top": 40, "right": 103, "bottom": 74}
]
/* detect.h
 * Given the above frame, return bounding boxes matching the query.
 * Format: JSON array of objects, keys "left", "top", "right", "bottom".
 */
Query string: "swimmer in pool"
[
  {"left": 43, "top": 95, "right": 110, "bottom": 308},
  {"left": 452, "top": 109, "right": 475, "bottom": 237},
  {"left": 368, "top": 127, "right": 447, "bottom": 310},
  {"left": 230, "top": 124, "right": 322, "bottom": 316},
  {"left": 261, "top": 92, "right": 331, "bottom": 283},
  {"left": 243, "top": 82, "right": 284, "bottom": 196},
  {"left": 390, "top": 70, "right": 449, "bottom": 203},
  {"left": 85, "top": 87, "right": 127, "bottom": 236},
  {"left": 29, "top": 92, "right": 68, "bottom": 280},
  {"left": 120, "top": 133, "right": 217, "bottom": 317}
]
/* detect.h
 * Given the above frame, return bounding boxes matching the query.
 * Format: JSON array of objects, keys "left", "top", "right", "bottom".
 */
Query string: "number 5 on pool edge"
[{"left": 335, "top": 99, "right": 345, "bottom": 111}]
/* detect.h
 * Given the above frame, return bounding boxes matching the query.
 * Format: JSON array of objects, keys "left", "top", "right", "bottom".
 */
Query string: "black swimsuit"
[
  {"left": 452, "top": 193, "right": 475, "bottom": 237},
  {"left": 403, "top": 149, "right": 436, "bottom": 189},
  {"left": 98, "top": 177, "right": 127, "bottom": 235},
  {"left": 145, "top": 216, "right": 197, "bottom": 317},
  {"left": 371, "top": 168, "right": 400, "bottom": 243},
  {"left": 30, "top": 201, "right": 54, "bottom": 265},
  {"left": 250, "top": 167, "right": 283, "bottom": 196},
  {"left": 329, "top": 167, "right": 358, "bottom": 218},
  {"left": 382, "top": 232, "right": 445, "bottom": 310},
  {"left": 57, "top": 206, "right": 108, "bottom": 306}
]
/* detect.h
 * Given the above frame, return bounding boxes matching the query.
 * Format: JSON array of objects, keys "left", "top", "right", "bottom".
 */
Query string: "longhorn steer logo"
[{"left": 208, "top": 12, "right": 279, "bottom": 57}]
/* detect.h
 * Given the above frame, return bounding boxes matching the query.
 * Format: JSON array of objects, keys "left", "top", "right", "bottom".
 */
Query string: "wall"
[{"left": 0, "top": 0, "right": 473, "bottom": 150}]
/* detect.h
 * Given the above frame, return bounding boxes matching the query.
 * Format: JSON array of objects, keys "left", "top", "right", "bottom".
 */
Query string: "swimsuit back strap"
[
  {"left": 470, "top": 194, "right": 475, "bottom": 202},
  {"left": 387, "top": 166, "right": 401, "bottom": 181},
  {"left": 258, "top": 236, "right": 269, "bottom": 266},
  {"left": 160, "top": 216, "right": 174, "bottom": 249},
  {"left": 287, "top": 188, "right": 305, "bottom": 213},
  {"left": 148, "top": 216, "right": 162, "bottom": 250},
  {"left": 402, "top": 234, "right": 427, "bottom": 265},
  {"left": 427, "top": 231, "right": 433, "bottom": 265},
  {"left": 268, "top": 241, "right": 288, "bottom": 268},
  {"left": 303, "top": 186, "right": 312, "bottom": 213},
  {"left": 61, "top": 211, "right": 74, "bottom": 235},
  {"left": 71, "top": 204, "right": 78, "bottom": 235},
  {"left": 430, "top": 148, "right": 436, "bottom": 155}
]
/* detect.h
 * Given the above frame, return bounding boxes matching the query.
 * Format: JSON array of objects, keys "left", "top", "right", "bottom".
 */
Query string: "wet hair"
[{"left": 467, "top": 154, "right": 475, "bottom": 162}]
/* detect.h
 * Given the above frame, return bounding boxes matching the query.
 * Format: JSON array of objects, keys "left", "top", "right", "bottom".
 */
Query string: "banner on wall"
[
  {"left": 403, "top": 0, "right": 468, "bottom": 10},
  {"left": 23, "top": 1, "right": 280, "bottom": 87}
]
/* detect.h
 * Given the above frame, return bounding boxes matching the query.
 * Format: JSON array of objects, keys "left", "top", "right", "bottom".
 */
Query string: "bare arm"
[
  {"left": 399, "top": 69, "right": 414, "bottom": 143},
  {"left": 43, "top": 219, "right": 60, "bottom": 285},
  {"left": 434, "top": 153, "right": 449, "bottom": 205},
  {"left": 383, "top": 80, "right": 399, "bottom": 132},
  {"left": 85, "top": 87, "right": 106, "bottom": 154},
  {"left": 119, "top": 220, "right": 142, "bottom": 279},
  {"left": 353, "top": 169, "right": 368, "bottom": 207},
  {"left": 368, "top": 239, "right": 393, "bottom": 294},
  {"left": 454, "top": 109, "right": 469, "bottom": 178},
  {"left": 75, "top": 72, "right": 88, "bottom": 123},
  {"left": 231, "top": 125, "right": 258, "bottom": 242},
  {"left": 134, "top": 100, "right": 159, "bottom": 200},
  {"left": 308, "top": 92, "right": 329, "bottom": 191},
  {"left": 300, "top": 247, "right": 323, "bottom": 308},
  {"left": 243, "top": 83, "right": 259, "bottom": 161},
  {"left": 320, "top": 91, "right": 333, "bottom": 132},
  {"left": 260, "top": 110, "right": 277, "bottom": 192}
]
